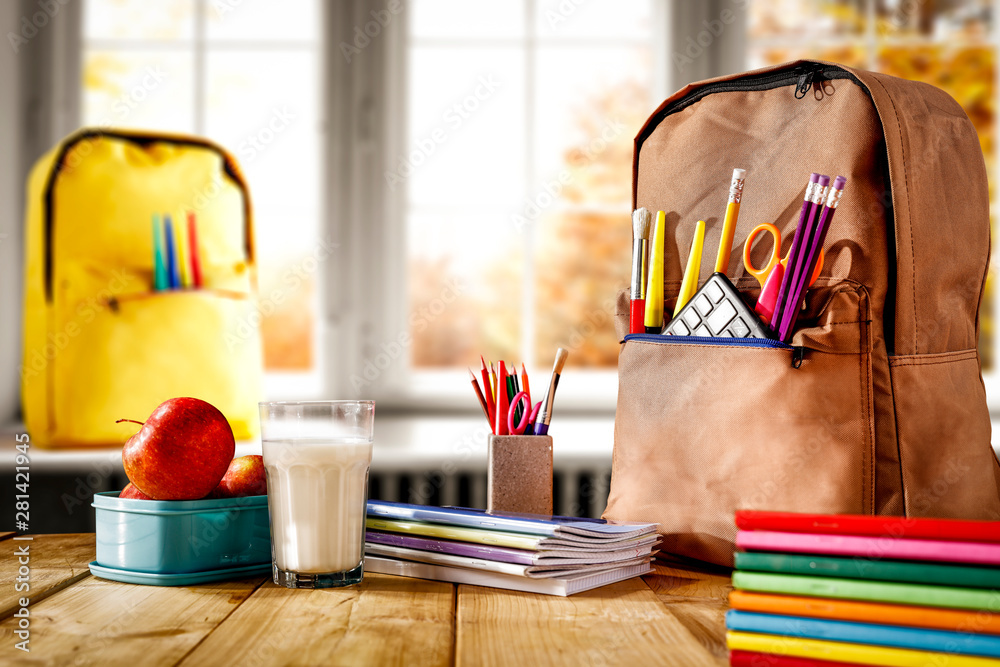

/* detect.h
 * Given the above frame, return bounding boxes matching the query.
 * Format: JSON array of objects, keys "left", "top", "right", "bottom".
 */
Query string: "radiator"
[{"left": 368, "top": 467, "right": 612, "bottom": 518}]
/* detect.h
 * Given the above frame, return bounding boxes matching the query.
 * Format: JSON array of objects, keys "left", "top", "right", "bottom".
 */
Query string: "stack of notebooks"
[
  {"left": 727, "top": 510, "right": 1000, "bottom": 667},
  {"left": 363, "top": 500, "right": 658, "bottom": 596}
]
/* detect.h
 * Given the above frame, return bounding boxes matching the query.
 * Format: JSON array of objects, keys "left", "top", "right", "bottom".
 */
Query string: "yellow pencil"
[
  {"left": 174, "top": 215, "right": 191, "bottom": 287},
  {"left": 714, "top": 168, "right": 746, "bottom": 274},
  {"left": 643, "top": 210, "right": 666, "bottom": 332},
  {"left": 674, "top": 220, "right": 705, "bottom": 317}
]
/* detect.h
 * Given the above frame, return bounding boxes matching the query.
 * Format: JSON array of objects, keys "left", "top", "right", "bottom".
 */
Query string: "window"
[
  {"left": 81, "top": 0, "right": 323, "bottom": 395},
  {"left": 401, "top": 0, "right": 663, "bottom": 402}
]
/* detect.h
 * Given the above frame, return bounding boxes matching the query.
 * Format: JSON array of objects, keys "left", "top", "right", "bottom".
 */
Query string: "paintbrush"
[
  {"left": 533, "top": 348, "right": 568, "bottom": 436},
  {"left": 629, "top": 208, "right": 651, "bottom": 334}
]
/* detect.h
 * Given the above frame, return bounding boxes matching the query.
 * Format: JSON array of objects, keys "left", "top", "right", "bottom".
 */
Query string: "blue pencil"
[
  {"left": 152, "top": 214, "right": 168, "bottom": 291},
  {"left": 164, "top": 215, "right": 181, "bottom": 289}
]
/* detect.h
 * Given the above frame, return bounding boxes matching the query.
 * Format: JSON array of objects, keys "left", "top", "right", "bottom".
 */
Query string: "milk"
[{"left": 262, "top": 438, "right": 373, "bottom": 573}]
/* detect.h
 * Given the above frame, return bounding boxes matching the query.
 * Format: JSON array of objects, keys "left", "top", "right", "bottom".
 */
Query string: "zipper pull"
[
  {"left": 791, "top": 346, "right": 805, "bottom": 369},
  {"left": 795, "top": 70, "right": 814, "bottom": 99}
]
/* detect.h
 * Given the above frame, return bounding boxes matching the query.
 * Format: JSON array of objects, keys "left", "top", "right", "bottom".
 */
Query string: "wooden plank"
[
  {"left": 0, "top": 573, "right": 264, "bottom": 666},
  {"left": 0, "top": 534, "right": 95, "bottom": 621},
  {"left": 643, "top": 560, "right": 733, "bottom": 664},
  {"left": 643, "top": 559, "right": 733, "bottom": 600},
  {"left": 456, "top": 575, "right": 722, "bottom": 666},
  {"left": 178, "top": 573, "right": 455, "bottom": 667}
]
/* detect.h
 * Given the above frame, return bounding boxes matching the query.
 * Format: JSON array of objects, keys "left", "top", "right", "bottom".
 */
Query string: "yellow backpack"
[{"left": 22, "top": 129, "right": 263, "bottom": 447}]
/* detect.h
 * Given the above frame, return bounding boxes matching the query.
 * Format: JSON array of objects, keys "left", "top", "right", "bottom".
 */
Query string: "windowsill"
[
  {"left": 5, "top": 413, "right": 1000, "bottom": 475},
  {"left": 0, "top": 413, "right": 617, "bottom": 474}
]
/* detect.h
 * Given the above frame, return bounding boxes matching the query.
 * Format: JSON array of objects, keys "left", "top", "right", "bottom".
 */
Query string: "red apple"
[
  {"left": 119, "top": 397, "right": 235, "bottom": 500},
  {"left": 119, "top": 482, "right": 152, "bottom": 500},
  {"left": 210, "top": 455, "right": 267, "bottom": 498}
]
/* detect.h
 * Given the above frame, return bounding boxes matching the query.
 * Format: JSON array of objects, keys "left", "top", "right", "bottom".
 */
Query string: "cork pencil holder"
[{"left": 487, "top": 435, "right": 553, "bottom": 515}]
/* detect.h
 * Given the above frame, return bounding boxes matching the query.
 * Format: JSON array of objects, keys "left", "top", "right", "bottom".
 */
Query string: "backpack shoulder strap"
[{"left": 841, "top": 64, "right": 990, "bottom": 356}]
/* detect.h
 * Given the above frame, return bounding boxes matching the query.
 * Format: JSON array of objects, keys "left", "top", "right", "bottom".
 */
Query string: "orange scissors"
[{"left": 743, "top": 223, "right": 824, "bottom": 322}]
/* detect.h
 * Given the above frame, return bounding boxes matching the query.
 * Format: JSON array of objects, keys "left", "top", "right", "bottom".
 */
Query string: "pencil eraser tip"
[
  {"left": 809, "top": 173, "right": 821, "bottom": 182},
  {"left": 732, "top": 168, "right": 746, "bottom": 180},
  {"left": 818, "top": 174, "right": 831, "bottom": 186},
  {"left": 833, "top": 175, "right": 847, "bottom": 189}
]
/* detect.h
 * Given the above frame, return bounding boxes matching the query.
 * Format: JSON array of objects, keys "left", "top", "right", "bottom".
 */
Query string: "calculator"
[{"left": 661, "top": 273, "right": 772, "bottom": 339}]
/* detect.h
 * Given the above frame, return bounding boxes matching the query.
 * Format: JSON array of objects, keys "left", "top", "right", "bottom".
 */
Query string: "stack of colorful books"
[
  {"left": 363, "top": 500, "right": 658, "bottom": 596},
  {"left": 726, "top": 510, "right": 1000, "bottom": 666}
]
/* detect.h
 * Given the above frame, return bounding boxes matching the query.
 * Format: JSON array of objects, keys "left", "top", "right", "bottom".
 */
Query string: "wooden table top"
[{"left": 0, "top": 533, "right": 732, "bottom": 666}]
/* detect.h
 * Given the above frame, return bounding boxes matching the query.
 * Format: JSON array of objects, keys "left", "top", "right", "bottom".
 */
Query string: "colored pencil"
[
  {"left": 777, "top": 175, "right": 846, "bottom": 342},
  {"left": 521, "top": 363, "right": 531, "bottom": 406},
  {"left": 714, "top": 168, "right": 746, "bottom": 274},
  {"left": 174, "top": 214, "right": 191, "bottom": 288},
  {"left": 152, "top": 215, "right": 168, "bottom": 291},
  {"left": 469, "top": 369, "right": 491, "bottom": 428},
  {"left": 163, "top": 215, "right": 181, "bottom": 289},
  {"left": 771, "top": 173, "right": 822, "bottom": 330},
  {"left": 495, "top": 360, "right": 510, "bottom": 436},
  {"left": 187, "top": 212, "right": 203, "bottom": 288},
  {"left": 489, "top": 361, "right": 498, "bottom": 404},
  {"left": 480, "top": 356, "right": 495, "bottom": 428},
  {"left": 776, "top": 174, "right": 829, "bottom": 338}
]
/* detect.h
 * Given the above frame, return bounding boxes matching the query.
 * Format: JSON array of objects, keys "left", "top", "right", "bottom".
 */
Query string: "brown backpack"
[{"left": 603, "top": 59, "right": 1000, "bottom": 566}]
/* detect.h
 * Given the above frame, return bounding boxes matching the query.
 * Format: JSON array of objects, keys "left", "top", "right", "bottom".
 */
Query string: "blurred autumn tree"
[
  {"left": 533, "top": 80, "right": 649, "bottom": 367},
  {"left": 410, "top": 78, "right": 649, "bottom": 369}
]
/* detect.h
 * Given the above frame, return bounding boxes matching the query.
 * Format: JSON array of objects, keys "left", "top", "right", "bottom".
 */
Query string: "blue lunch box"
[{"left": 92, "top": 491, "right": 271, "bottom": 575}]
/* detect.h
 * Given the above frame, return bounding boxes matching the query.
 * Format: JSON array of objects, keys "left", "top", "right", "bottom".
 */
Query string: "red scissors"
[
  {"left": 743, "top": 223, "right": 824, "bottom": 322},
  {"left": 508, "top": 391, "right": 542, "bottom": 435}
]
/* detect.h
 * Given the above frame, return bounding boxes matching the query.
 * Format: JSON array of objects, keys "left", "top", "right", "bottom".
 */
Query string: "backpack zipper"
[
  {"left": 642, "top": 63, "right": 857, "bottom": 130},
  {"left": 622, "top": 333, "right": 806, "bottom": 369},
  {"left": 795, "top": 69, "right": 815, "bottom": 99}
]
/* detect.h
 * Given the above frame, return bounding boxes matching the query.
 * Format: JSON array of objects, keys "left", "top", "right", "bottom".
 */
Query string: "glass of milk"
[{"left": 259, "top": 400, "right": 375, "bottom": 588}]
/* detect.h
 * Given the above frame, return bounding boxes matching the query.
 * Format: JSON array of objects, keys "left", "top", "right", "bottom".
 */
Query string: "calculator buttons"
[
  {"left": 706, "top": 300, "right": 737, "bottom": 335},
  {"left": 706, "top": 280, "right": 725, "bottom": 303},
  {"left": 694, "top": 294, "right": 712, "bottom": 316}
]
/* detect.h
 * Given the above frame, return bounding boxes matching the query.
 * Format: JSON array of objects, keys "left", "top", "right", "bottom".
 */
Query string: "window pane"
[
  {"left": 411, "top": 0, "right": 525, "bottom": 40},
  {"left": 205, "top": 0, "right": 319, "bottom": 42},
  {"left": 407, "top": 46, "right": 526, "bottom": 210},
  {"left": 534, "top": 0, "right": 653, "bottom": 39},
  {"left": 408, "top": 213, "right": 524, "bottom": 367},
  {"left": 406, "top": 41, "right": 527, "bottom": 367},
  {"left": 749, "top": 0, "right": 865, "bottom": 40},
  {"left": 206, "top": 50, "right": 321, "bottom": 371},
  {"left": 85, "top": 0, "right": 194, "bottom": 41},
  {"left": 82, "top": 51, "right": 195, "bottom": 132}
]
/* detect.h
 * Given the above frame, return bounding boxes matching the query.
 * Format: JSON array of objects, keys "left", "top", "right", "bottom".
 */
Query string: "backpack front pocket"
[
  {"left": 605, "top": 284, "right": 875, "bottom": 566},
  {"left": 47, "top": 285, "right": 263, "bottom": 445}
]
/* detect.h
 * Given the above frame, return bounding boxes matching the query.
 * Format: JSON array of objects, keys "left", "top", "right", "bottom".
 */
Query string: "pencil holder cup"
[{"left": 487, "top": 435, "right": 553, "bottom": 515}]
